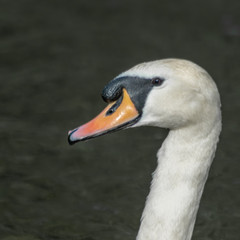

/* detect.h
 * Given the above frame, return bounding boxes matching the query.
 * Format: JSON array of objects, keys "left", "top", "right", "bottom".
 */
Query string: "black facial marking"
[{"left": 102, "top": 76, "right": 157, "bottom": 114}]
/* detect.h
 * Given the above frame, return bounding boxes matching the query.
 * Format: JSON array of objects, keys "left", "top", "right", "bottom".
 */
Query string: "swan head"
[{"left": 68, "top": 59, "right": 220, "bottom": 144}]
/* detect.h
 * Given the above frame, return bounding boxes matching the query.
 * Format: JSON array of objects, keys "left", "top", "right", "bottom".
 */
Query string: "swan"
[{"left": 68, "top": 59, "right": 222, "bottom": 240}]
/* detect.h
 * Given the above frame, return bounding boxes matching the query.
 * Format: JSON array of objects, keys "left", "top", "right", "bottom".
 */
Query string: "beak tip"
[
  {"left": 68, "top": 127, "right": 89, "bottom": 145},
  {"left": 68, "top": 129, "right": 78, "bottom": 145},
  {"left": 68, "top": 134, "right": 74, "bottom": 145}
]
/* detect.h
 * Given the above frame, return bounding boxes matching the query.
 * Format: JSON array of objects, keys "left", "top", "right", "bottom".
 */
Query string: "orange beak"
[{"left": 68, "top": 88, "right": 140, "bottom": 144}]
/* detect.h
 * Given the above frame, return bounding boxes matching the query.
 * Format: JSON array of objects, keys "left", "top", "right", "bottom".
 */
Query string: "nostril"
[
  {"left": 106, "top": 105, "right": 116, "bottom": 116},
  {"left": 105, "top": 94, "right": 123, "bottom": 116}
]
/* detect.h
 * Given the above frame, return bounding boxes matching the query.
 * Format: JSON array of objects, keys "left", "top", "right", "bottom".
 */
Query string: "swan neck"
[{"left": 137, "top": 122, "right": 221, "bottom": 240}]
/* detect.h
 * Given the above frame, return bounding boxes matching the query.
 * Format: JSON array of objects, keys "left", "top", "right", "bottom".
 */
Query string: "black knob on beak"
[{"left": 101, "top": 78, "right": 123, "bottom": 103}]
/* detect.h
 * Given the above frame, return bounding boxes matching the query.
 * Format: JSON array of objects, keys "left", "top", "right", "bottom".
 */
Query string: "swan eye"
[{"left": 151, "top": 77, "right": 164, "bottom": 86}]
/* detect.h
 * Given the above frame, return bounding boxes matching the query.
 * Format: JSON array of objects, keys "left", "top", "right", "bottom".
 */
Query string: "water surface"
[{"left": 0, "top": 0, "right": 239, "bottom": 239}]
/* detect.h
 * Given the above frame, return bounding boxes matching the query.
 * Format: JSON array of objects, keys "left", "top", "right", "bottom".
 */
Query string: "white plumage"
[{"left": 121, "top": 59, "right": 222, "bottom": 240}]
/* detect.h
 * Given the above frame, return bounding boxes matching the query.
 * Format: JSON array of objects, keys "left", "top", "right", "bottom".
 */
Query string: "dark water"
[{"left": 0, "top": 0, "right": 239, "bottom": 239}]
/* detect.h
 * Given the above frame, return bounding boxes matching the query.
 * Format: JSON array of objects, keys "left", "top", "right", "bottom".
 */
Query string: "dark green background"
[{"left": 0, "top": 0, "right": 239, "bottom": 239}]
